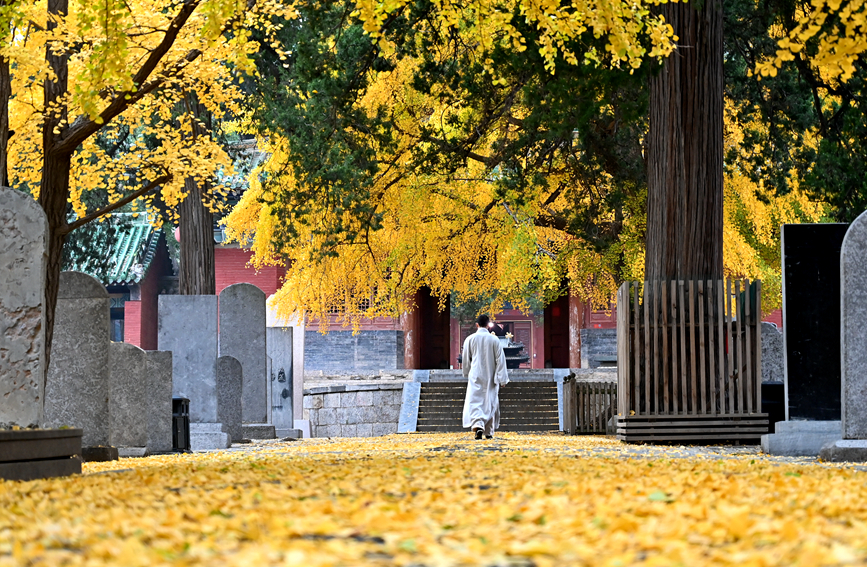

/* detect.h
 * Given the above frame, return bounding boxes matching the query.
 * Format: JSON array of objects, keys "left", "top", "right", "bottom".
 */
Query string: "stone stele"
[
  {"left": 219, "top": 284, "right": 268, "bottom": 424},
  {"left": 43, "top": 272, "right": 111, "bottom": 447},
  {"left": 216, "top": 355, "right": 243, "bottom": 443},
  {"left": 109, "top": 342, "right": 149, "bottom": 455},
  {"left": 158, "top": 295, "right": 219, "bottom": 423},
  {"left": 0, "top": 187, "right": 48, "bottom": 429},
  {"left": 820, "top": 210, "right": 867, "bottom": 461},
  {"left": 267, "top": 328, "right": 294, "bottom": 430},
  {"left": 146, "top": 350, "right": 174, "bottom": 453},
  {"left": 761, "top": 322, "right": 784, "bottom": 383}
]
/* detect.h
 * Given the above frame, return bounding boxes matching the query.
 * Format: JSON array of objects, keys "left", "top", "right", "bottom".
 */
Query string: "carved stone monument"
[
  {"left": 109, "top": 342, "right": 149, "bottom": 457},
  {"left": 219, "top": 283, "right": 275, "bottom": 439},
  {"left": 821, "top": 211, "right": 867, "bottom": 461},
  {"left": 0, "top": 188, "right": 48, "bottom": 429},
  {"left": 267, "top": 327, "right": 301, "bottom": 438},
  {"left": 43, "top": 272, "right": 111, "bottom": 448},
  {"left": 158, "top": 295, "right": 229, "bottom": 450},
  {"left": 216, "top": 355, "right": 243, "bottom": 443},
  {"left": 763, "top": 224, "right": 848, "bottom": 456},
  {"left": 146, "top": 350, "right": 174, "bottom": 453}
]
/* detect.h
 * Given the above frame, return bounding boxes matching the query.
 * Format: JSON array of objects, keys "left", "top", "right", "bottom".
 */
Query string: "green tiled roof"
[{"left": 68, "top": 215, "right": 166, "bottom": 286}]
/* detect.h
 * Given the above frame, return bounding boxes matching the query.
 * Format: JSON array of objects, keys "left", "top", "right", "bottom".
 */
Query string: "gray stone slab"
[
  {"left": 842, "top": 211, "right": 867, "bottom": 439},
  {"left": 118, "top": 447, "right": 149, "bottom": 458},
  {"left": 216, "top": 356, "right": 243, "bottom": 443},
  {"left": 146, "top": 351, "right": 173, "bottom": 453},
  {"left": 109, "top": 342, "right": 148, "bottom": 450},
  {"left": 0, "top": 189, "right": 47, "bottom": 429},
  {"left": 294, "top": 419, "right": 310, "bottom": 438},
  {"left": 761, "top": 323, "right": 784, "bottom": 383},
  {"left": 356, "top": 423, "right": 373, "bottom": 437},
  {"left": 189, "top": 422, "right": 230, "bottom": 451},
  {"left": 219, "top": 284, "right": 268, "bottom": 424},
  {"left": 266, "top": 327, "right": 294, "bottom": 430},
  {"left": 761, "top": 420, "right": 842, "bottom": 457},
  {"left": 774, "top": 420, "right": 841, "bottom": 434},
  {"left": 412, "top": 370, "right": 430, "bottom": 383},
  {"left": 158, "top": 295, "right": 218, "bottom": 423},
  {"left": 43, "top": 272, "right": 110, "bottom": 447},
  {"left": 819, "top": 439, "right": 867, "bottom": 462},
  {"left": 276, "top": 428, "right": 302, "bottom": 439},
  {"left": 242, "top": 423, "right": 276, "bottom": 439}
]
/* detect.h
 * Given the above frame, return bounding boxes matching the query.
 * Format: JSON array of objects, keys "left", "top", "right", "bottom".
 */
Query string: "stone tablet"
[
  {"left": 0, "top": 188, "right": 47, "bottom": 429},
  {"left": 841, "top": 210, "right": 867, "bottom": 439},
  {"left": 216, "top": 355, "right": 243, "bottom": 443},
  {"left": 267, "top": 327, "right": 294, "bottom": 434},
  {"left": 782, "top": 223, "right": 849, "bottom": 420},
  {"left": 109, "top": 342, "right": 148, "bottom": 452},
  {"left": 219, "top": 284, "right": 268, "bottom": 424},
  {"left": 43, "top": 272, "right": 111, "bottom": 447},
  {"left": 158, "top": 295, "right": 219, "bottom": 423},
  {"left": 761, "top": 323, "right": 784, "bottom": 383},
  {"left": 146, "top": 351, "right": 173, "bottom": 453}
]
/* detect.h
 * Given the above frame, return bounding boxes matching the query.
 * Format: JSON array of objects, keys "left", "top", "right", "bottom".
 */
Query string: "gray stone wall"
[
  {"left": 580, "top": 328, "right": 618, "bottom": 368},
  {"left": 305, "top": 330, "right": 404, "bottom": 373},
  {"left": 303, "top": 384, "right": 404, "bottom": 437}
]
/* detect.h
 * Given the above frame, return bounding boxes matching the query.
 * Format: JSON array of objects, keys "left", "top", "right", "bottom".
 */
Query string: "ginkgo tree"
[
  {"left": 225, "top": 0, "right": 657, "bottom": 328},
  {"left": 1, "top": 0, "right": 297, "bottom": 363}
]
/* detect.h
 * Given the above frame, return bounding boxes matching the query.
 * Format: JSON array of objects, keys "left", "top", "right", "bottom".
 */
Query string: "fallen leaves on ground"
[{"left": 2, "top": 433, "right": 867, "bottom": 566}]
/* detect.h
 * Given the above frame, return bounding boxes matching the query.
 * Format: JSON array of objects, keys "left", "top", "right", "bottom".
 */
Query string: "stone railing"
[{"left": 303, "top": 383, "right": 405, "bottom": 438}]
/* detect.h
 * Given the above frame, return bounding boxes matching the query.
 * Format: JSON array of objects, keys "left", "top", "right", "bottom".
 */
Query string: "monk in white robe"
[{"left": 462, "top": 315, "right": 510, "bottom": 439}]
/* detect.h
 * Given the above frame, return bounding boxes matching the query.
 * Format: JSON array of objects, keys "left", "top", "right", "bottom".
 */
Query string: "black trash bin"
[{"left": 172, "top": 397, "right": 191, "bottom": 452}]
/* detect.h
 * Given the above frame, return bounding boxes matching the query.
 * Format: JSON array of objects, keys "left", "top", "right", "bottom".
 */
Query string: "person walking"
[{"left": 462, "top": 314, "right": 510, "bottom": 440}]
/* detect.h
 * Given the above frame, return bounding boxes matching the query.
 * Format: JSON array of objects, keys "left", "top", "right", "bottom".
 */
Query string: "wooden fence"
[
  {"left": 562, "top": 378, "right": 617, "bottom": 435},
  {"left": 616, "top": 279, "right": 768, "bottom": 442}
]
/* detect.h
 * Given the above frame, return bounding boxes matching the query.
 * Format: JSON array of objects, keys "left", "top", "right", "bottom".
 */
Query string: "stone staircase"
[{"left": 415, "top": 381, "right": 560, "bottom": 433}]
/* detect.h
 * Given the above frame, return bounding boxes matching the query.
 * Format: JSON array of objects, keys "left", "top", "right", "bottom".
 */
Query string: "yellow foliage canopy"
[{"left": 3, "top": 0, "right": 298, "bottom": 226}]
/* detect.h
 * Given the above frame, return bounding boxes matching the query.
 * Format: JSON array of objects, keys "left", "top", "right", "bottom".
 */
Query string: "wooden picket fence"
[
  {"left": 616, "top": 279, "right": 768, "bottom": 442},
  {"left": 562, "top": 378, "right": 617, "bottom": 434}
]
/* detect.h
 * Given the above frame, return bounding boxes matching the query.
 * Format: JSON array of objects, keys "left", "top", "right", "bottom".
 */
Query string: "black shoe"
[
  {"left": 485, "top": 435, "right": 493, "bottom": 439},
  {"left": 474, "top": 429, "right": 483, "bottom": 440}
]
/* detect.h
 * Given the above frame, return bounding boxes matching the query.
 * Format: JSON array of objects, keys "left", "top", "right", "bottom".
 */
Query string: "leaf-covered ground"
[{"left": 2, "top": 433, "right": 867, "bottom": 566}]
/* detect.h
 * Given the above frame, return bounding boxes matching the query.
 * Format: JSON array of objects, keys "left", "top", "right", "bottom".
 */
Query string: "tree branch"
[
  {"left": 60, "top": 174, "right": 172, "bottom": 234},
  {"left": 51, "top": 0, "right": 256, "bottom": 157}
]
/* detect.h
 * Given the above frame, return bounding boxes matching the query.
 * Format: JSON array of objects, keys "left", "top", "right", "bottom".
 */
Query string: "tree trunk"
[
  {"left": 38, "top": 0, "right": 71, "bottom": 371},
  {"left": 179, "top": 177, "right": 216, "bottom": 295},
  {"left": 645, "top": 0, "right": 724, "bottom": 281},
  {"left": 0, "top": 55, "right": 10, "bottom": 186}
]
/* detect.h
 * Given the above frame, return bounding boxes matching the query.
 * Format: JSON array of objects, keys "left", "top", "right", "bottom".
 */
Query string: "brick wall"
[
  {"left": 305, "top": 330, "right": 405, "bottom": 372},
  {"left": 215, "top": 247, "right": 286, "bottom": 296},
  {"left": 124, "top": 233, "right": 169, "bottom": 351},
  {"left": 303, "top": 384, "right": 404, "bottom": 437}
]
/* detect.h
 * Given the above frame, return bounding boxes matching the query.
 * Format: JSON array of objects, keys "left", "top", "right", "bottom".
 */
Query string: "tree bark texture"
[
  {"left": 0, "top": 55, "right": 10, "bottom": 186},
  {"left": 38, "top": 0, "right": 71, "bottom": 373},
  {"left": 645, "top": 0, "right": 724, "bottom": 281},
  {"left": 179, "top": 177, "right": 216, "bottom": 295}
]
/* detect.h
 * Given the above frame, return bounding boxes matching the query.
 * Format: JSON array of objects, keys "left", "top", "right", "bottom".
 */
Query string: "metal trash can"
[{"left": 172, "top": 397, "right": 191, "bottom": 452}]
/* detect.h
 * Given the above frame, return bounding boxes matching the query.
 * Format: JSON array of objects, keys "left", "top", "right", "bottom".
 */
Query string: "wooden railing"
[
  {"left": 562, "top": 378, "right": 617, "bottom": 435},
  {"left": 615, "top": 279, "right": 768, "bottom": 442}
]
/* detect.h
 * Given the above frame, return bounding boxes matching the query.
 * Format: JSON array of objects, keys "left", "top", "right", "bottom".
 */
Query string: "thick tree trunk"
[
  {"left": 645, "top": 0, "right": 724, "bottom": 281},
  {"left": 179, "top": 177, "right": 216, "bottom": 295},
  {"left": 38, "top": 0, "right": 71, "bottom": 372},
  {"left": 0, "top": 55, "right": 10, "bottom": 186}
]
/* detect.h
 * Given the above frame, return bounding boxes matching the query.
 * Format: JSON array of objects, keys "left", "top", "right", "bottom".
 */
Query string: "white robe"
[{"left": 462, "top": 328, "right": 510, "bottom": 435}]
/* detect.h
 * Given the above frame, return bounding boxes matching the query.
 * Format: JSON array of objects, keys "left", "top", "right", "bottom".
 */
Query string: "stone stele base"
[
  {"left": 819, "top": 439, "right": 867, "bottom": 462},
  {"left": 190, "top": 423, "right": 230, "bottom": 451},
  {"left": 276, "top": 428, "right": 302, "bottom": 440},
  {"left": 117, "top": 447, "right": 150, "bottom": 458},
  {"left": 761, "top": 420, "right": 842, "bottom": 457},
  {"left": 242, "top": 423, "right": 276, "bottom": 439}
]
